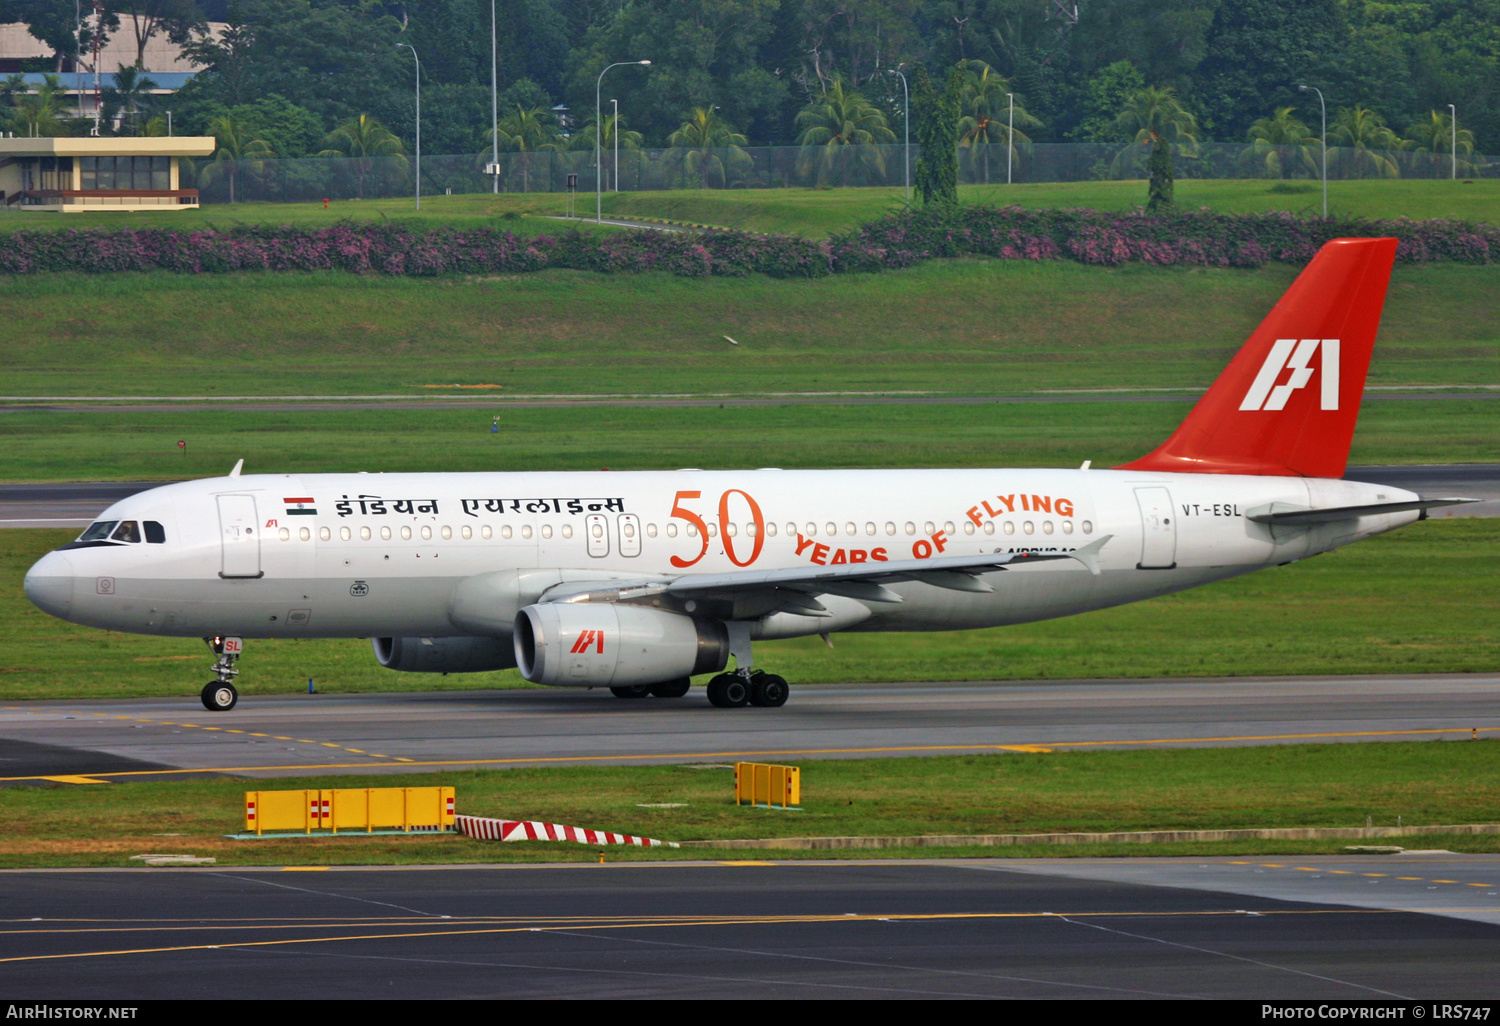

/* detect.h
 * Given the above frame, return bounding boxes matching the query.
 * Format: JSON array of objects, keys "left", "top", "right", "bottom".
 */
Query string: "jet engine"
[
  {"left": 372, "top": 635, "right": 516, "bottom": 673},
  {"left": 514, "top": 603, "right": 728, "bottom": 687}
]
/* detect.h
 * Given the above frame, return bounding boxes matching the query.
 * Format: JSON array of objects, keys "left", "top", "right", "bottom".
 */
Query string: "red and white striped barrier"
[{"left": 454, "top": 814, "right": 678, "bottom": 848}]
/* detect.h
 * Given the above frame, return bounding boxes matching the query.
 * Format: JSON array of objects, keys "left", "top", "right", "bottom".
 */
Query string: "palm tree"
[
  {"left": 794, "top": 78, "right": 896, "bottom": 186},
  {"left": 1112, "top": 85, "right": 1198, "bottom": 210},
  {"left": 1329, "top": 106, "right": 1401, "bottom": 179},
  {"left": 104, "top": 64, "right": 159, "bottom": 134},
  {"left": 0, "top": 72, "right": 27, "bottom": 116},
  {"left": 1115, "top": 86, "right": 1199, "bottom": 145},
  {"left": 477, "top": 105, "right": 562, "bottom": 192},
  {"left": 955, "top": 61, "right": 1041, "bottom": 184},
  {"left": 667, "top": 107, "right": 751, "bottom": 188},
  {"left": 1405, "top": 110, "right": 1477, "bottom": 177},
  {"left": 318, "top": 114, "right": 407, "bottom": 199},
  {"left": 203, "top": 115, "right": 274, "bottom": 204},
  {"left": 11, "top": 74, "right": 70, "bottom": 138},
  {"left": 1241, "top": 107, "right": 1320, "bottom": 179},
  {"left": 570, "top": 109, "right": 644, "bottom": 191}
]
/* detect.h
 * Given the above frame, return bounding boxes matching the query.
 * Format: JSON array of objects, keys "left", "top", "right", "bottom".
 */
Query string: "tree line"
[{"left": 1, "top": 0, "right": 1491, "bottom": 171}]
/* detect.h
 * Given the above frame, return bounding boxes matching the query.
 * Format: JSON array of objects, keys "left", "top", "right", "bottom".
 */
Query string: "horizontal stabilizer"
[{"left": 1246, "top": 497, "right": 1477, "bottom": 525}]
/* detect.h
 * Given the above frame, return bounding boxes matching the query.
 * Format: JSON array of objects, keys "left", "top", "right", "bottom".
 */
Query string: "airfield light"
[
  {"left": 598, "top": 61, "right": 651, "bottom": 223},
  {"left": 398, "top": 43, "right": 421, "bottom": 212},
  {"left": 1298, "top": 85, "right": 1327, "bottom": 218}
]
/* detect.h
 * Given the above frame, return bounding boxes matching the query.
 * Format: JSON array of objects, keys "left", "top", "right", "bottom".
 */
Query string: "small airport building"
[{"left": 0, "top": 136, "right": 216, "bottom": 212}]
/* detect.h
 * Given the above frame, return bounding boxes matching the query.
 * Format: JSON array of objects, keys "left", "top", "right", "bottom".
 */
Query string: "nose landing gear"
[{"left": 201, "top": 636, "right": 242, "bottom": 712}]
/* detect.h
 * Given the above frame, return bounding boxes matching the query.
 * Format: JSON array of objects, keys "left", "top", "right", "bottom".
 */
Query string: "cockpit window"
[
  {"left": 145, "top": 521, "right": 165, "bottom": 544},
  {"left": 78, "top": 521, "right": 118, "bottom": 542},
  {"left": 110, "top": 521, "right": 141, "bottom": 543}
]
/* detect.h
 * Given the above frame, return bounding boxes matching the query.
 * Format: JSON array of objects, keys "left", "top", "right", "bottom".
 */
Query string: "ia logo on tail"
[{"left": 1240, "top": 338, "right": 1340, "bottom": 411}]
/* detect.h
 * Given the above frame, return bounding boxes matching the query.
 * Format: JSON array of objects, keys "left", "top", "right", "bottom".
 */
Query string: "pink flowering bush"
[{"left": 0, "top": 206, "right": 1490, "bottom": 278}]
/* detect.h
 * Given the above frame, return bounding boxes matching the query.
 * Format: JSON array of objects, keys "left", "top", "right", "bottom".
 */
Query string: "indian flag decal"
[{"left": 284, "top": 497, "right": 317, "bottom": 516}]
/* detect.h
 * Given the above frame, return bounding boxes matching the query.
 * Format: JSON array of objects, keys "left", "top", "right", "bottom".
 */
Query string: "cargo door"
[
  {"left": 217, "top": 494, "right": 263, "bottom": 578},
  {"left": 1134, "top": 486, "right": 1177, "bottom": 569}
]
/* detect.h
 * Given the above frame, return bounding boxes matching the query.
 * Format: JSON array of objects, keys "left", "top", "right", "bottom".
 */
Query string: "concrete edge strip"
[{"left": 676, "top": 823, "right": 1500, "bottom": 850}]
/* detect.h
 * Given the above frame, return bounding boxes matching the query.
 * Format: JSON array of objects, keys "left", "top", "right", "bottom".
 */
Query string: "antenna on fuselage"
[{"left": 229, "top": 459, "right": 244, "bottom": 478}]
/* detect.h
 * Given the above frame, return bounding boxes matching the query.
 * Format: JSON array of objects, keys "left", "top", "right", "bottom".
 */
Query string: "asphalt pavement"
[
  {"left": 3, "top": 858, "right": 1497, "bottom": 998},
  {"left": 3, "top": 674, "right": 1496, "bottom": 784}
]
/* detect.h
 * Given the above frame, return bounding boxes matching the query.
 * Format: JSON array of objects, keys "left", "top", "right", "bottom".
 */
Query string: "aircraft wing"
[{"left": 539, "top": 535, "right": 1113, "bottom": 608}]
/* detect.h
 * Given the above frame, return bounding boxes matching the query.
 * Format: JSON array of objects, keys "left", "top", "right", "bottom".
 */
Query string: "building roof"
[
  {"left": 0, "top": 136, "right": 216, "bottom": 157},
  {"left": 0, "top": 21, "right": 227, "bottom": 75}
]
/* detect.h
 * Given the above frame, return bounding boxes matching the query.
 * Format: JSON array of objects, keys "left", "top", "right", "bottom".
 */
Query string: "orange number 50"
[{"left": 668, "top": 489, "right": 766, "bottom": 569}]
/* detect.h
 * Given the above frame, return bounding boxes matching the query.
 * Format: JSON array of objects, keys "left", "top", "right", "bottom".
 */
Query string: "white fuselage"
[{"left": 25, "top": 468, "right": 1419, "bottom": 656}]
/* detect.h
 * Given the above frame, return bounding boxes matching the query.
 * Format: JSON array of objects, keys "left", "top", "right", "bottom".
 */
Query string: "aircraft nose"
[{"left": 24, "top": 551, "right": 75, "bottom": 618}]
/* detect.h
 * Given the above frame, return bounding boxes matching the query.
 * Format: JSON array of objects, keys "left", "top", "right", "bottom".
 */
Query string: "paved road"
[
  {"left": 2, "top": 857, "right": 1497, "bottom": 998},
  {"left": 2, "top": 674, "right": 1496, "bottom": 785},
  {"left": 2, "top": 464, "right": 1496, "bottom": 527}
]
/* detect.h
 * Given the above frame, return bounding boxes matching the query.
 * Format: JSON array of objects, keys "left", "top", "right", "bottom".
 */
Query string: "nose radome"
[{"left": 24, "top": 551, "right": 75, "bottom": 619}]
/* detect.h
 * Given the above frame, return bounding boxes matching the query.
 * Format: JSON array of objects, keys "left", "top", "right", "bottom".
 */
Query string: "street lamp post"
[
  {"left": 886, "top": 68, "right": 909, "bottom": 207},
  {"left": 597, "top": 60, "right": 650, "bottom": 223},
  {"left": 611, "top": 98, "right": 619, "bottom": 191},
  {"left": 490, "top": 0, "right": 498, "bottom": 193},
  {"left": 1006, "top": 92, "right": 1014, "bottom": 185},
  {"left": 398, "top": 42, "right": 421, "bottom": 211},
  {"left": 1298, "top": 84, "right": 1327, "bottom": 219},
  {"left": 1449, "top": 103, "right": 1457, "bottom": 180}
]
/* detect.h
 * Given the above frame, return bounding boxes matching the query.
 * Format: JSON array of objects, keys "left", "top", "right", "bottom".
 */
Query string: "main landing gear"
[
  {"left": 706, "top": 669, "right": 789, "bottom": 709},
  {"left": 201, "top": 636, "right": 241, "bottom": 712},
  {"left": 703, "top": 622, "right": 788, "bottom": 708}
]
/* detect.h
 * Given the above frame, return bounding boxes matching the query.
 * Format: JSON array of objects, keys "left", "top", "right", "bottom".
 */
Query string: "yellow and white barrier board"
[
  {"left": 244, "top": 787, "right": 456, "bottom": 835},
  {"left": 734, "top": 762, "right": 800, "bottom": 809}
]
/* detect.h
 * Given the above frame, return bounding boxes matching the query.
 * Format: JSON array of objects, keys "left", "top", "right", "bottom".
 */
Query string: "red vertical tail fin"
[{"left": 1118, "top": 237, "right": 1398, "bottom": 478}]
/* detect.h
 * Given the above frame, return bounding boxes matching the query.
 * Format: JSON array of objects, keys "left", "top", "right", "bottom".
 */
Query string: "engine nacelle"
[
  {"left": 514, "top": 603, "right": 728, "bottom": 687},
  {"left": 372, "top": 635, "right": 516, "bottom": 674}
]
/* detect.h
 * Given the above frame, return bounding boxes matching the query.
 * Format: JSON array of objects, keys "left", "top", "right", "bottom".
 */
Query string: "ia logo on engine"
[{"left": 571, "top": 630, "right": 605, "bottom": 654}]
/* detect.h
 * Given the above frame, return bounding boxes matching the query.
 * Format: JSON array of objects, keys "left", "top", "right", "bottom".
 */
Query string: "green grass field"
[
  {"left": 3, "top": 742, "right": 1495, "bottom": 867},
  {"left": 1, "top": 259, "right": 1495, "bottom": 400},
  {"left": 0, "top": 397, "right": 1493, "bottom": 483},
  {"left": 4, "top": 519, "right": 1495, "bottom": 701},
  {"left": 1, "top": 179, "right": 1496, "bottom": 237}
]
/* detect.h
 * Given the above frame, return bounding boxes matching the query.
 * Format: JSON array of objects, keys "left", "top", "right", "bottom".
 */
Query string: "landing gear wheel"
[
  {"left": 609, "top": 684, "right": 651, "bottom": 699},
  {"left": 649, "top": 678, "right": 692, "bottom": 699},
  {"left": 750, "top": 674, "right": 789, "bottom": 708},
  {"left": 201, "top": 682, "right": 238, "bottom": 712},
  {"left": 706, "top": 673, "right": 750, "bottom": 708}
]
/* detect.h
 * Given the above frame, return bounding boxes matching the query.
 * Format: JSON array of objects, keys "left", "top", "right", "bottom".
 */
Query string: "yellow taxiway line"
[{"left": 0, "top": 906, "right": 1446, "bottom": 965}]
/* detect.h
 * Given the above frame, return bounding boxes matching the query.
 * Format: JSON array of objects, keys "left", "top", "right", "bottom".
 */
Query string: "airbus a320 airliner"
[{"left": 24, "top": 238, "right": 1471, "bottom": 712}]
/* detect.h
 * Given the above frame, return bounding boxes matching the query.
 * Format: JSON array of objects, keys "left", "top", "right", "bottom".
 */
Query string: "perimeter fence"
[{"left": 187, "top": 142, "right": 1497, "bottom": 206}]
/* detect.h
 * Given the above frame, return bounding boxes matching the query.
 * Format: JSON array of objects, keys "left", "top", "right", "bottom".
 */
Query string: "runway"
[
  {"left": 2, "top": 464, "right": 1495, "bottom": 527},
  {"left": 3, "top": 674, "right": 1497, "bottom": 784},
  {"left": 3, "top": 857, "right": 1497, "bottom": 998}
]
